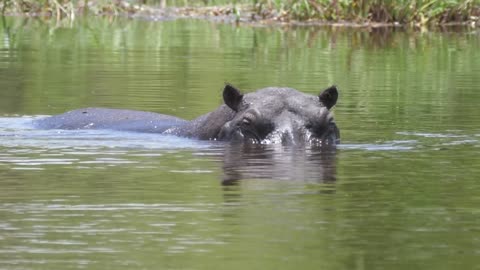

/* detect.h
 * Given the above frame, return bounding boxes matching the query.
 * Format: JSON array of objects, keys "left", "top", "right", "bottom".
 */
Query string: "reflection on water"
[
  {"left": 221, "top": 144, "right": 337, "bottom": 184},
  {"left": 1, "top": 17, "right": 480, "bottom": 270}
]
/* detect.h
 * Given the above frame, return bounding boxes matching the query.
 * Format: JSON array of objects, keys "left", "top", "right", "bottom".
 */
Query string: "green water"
[{"left": 1, "top": 17, "right": 480, "bottom": 270}]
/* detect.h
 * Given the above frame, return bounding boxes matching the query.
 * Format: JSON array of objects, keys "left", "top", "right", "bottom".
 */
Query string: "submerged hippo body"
[
  {"left": 34, "top": 84, "right": 340, "bottom": 145},
  {"left": 34, "top": 108, "right": 188, "bottom": 133}
]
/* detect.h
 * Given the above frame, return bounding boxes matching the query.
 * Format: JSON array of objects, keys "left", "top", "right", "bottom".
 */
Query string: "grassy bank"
[
  {"left": 0, "top": 0, "right": 478, "bottom": 26},
  {"left": 255, "top": 0, "right": 479, "bottom": 25},
  {"left": 0, "top": 0, "right": 140, "bottom": 20}
]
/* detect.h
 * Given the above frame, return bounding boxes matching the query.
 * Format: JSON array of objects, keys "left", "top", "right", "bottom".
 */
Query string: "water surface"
[{"left": 1, "top": 17, "right": 480, "bottom": 270}]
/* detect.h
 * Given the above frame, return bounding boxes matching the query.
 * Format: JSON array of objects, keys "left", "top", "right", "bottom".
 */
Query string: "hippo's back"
[{"left": 33, "top": 108, "right": 188, "bottom": 133}]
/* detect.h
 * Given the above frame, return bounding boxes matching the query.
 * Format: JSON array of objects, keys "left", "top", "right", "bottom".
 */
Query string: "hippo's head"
[{"left": 218, "top": 85, "right": 339, "bottom": 145}]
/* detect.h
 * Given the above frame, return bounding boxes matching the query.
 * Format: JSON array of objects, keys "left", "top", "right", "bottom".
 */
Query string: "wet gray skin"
[
  {"left": 34, "top": 84, "right": 339, "bottom": 145},
  {"left": 212, "top": 85, "right": 339, "bottom": 145}
]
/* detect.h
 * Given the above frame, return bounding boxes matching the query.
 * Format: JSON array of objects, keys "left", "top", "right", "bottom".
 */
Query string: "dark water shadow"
[{"left": 220, "top": 143, "right": 337, "bottom": 186}]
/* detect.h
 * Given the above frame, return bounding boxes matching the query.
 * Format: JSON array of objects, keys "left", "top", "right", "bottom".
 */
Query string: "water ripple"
[
  {"left": 396, "top": 131, "right": 470, "bottom": 138},
  {"left": 339, "top": 140, "right": 417, "bottom": 151},
  {"left": 1, "top": 203, "right": 212, "bottom": 212}
]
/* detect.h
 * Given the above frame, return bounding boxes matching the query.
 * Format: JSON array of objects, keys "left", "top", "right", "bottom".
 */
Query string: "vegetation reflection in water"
[{"left": 0, "top": 17, "right": 480, "bottom": 270}]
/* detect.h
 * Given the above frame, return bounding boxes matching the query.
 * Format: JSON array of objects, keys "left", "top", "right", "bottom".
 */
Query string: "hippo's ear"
[
  {"left": 319, "top": 85, "right": 338, "bottom": 110},
  {"left": 223, "top": 84, "right": 244, "bottom": 112}
]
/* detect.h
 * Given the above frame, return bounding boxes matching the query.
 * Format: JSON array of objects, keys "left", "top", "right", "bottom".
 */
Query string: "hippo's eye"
[
  {"left": 242, "top": 117, "right": 252, "bottom": 126},
  {"left": 241, "top": 111, "right": 257, "bottom": 126}
]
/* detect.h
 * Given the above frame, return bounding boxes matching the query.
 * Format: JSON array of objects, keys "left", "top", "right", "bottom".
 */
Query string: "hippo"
[{"left": 33, "top": 84, "right": 340, "bottom": 145}]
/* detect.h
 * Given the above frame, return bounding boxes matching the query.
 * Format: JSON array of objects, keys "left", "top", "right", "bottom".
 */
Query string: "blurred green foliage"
[{"left": 256, "top": 0, "right": 479, "bottom": 24}]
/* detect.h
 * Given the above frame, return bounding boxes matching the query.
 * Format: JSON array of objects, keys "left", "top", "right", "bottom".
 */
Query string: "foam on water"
[
  {"left": 0, "top": 116, "right": 217, "bottom": 169},
  {"left": 2, "top": 117, "right": 478, "bottom": 155},
  {"left": 0, "top": 116, "right": 212, "bottom": 150}
]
